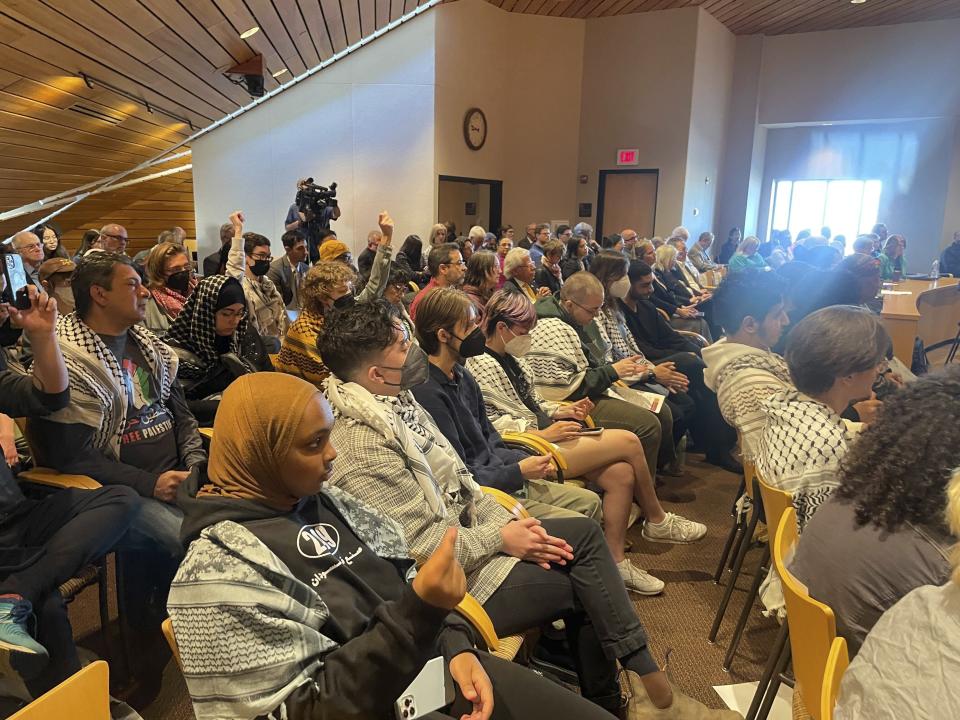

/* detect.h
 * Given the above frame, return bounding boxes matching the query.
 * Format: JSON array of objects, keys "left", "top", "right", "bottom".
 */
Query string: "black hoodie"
[{"left": 175, "top": 472, "right": 478, "bottom": 719}]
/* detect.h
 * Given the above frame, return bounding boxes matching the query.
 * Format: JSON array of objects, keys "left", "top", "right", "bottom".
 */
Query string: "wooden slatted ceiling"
[
  {"left": 488, "top": 0, "right": 960, "bottom": 34},
  {"left": 0, "top": 0, "right": 427, "bottom": 245}
]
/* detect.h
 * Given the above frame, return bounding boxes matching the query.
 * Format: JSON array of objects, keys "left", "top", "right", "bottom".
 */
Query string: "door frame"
[
  {"left": 438, "top": 175, "right": 503, "bottom": 234},
  {"left": 596, "top": 168, "right": 659, "bottom": 240}
]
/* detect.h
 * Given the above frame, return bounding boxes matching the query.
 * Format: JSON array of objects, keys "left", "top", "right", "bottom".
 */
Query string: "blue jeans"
[{"left": 119, "top": 497, "right": 184, "bottom": 560}]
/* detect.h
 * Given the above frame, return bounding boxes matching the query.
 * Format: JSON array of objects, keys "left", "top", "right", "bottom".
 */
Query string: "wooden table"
[{"left": 880, "top": 277, "right": 960, "bottom": 364}]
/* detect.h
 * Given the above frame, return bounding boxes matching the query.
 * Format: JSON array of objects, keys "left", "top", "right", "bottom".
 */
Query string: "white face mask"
[
  {"left": 501, "top": 329, "right": 532, "bottom": 357},
  {"left": 610, "top": 276, "right": 631, "bottom": 300}
]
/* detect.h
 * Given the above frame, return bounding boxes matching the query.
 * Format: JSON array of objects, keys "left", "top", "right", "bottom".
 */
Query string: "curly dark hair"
[
  {"left": 317, "top": 299, "right": 400, "bottom": 381},
  {"left": 836, "top": 366, "right": 960, "bottom": 532}
]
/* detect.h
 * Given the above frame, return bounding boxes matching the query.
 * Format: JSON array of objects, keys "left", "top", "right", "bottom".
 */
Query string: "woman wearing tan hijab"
[{"left": 168, "top": 373, "right": 615, "bottom": 720}]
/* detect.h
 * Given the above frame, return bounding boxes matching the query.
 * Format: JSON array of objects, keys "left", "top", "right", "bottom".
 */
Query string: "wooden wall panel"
[{"left": 487, "top": 0, "right": 960, "bottom": 33}]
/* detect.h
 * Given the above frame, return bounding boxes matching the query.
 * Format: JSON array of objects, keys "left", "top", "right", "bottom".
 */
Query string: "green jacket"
[
  {"left": 533, "top": 294, "right": 619, "bottom": 400},
  {"left": 878, "top": 252, "right": 906, "bottom": 280}
]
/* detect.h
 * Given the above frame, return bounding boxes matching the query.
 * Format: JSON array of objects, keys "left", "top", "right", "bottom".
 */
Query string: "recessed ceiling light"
[
  {"left": 850, "top": 0, "right": 866, "bottom": 4},
  {"left": 240, "top": 26, "right": 259, "bottom": 39},
  {"left": 272, "top": 68, "right": 288, "bottom": 78}
]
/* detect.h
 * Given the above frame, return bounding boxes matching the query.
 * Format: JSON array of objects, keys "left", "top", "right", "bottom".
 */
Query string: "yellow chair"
[
  {"left": 481, "top": 485, "right": 531, "bottom": 519},
  {"left": 9, "top": 660, "right": 109, "bottom": 720},
  {"left": 774, "top": 507, "right": 839, "bottom": 720},
  {"left": 820, "top": 636, "right": 849, "bottom": 720}
]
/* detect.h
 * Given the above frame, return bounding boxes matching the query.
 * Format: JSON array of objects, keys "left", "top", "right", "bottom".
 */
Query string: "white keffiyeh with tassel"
[{"left": 323, "top": 375, "right": 482, "bottom": 519}]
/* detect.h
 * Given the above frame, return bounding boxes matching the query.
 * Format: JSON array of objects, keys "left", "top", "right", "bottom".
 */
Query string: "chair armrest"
[
  {"left": 408, "top": 281, "right": 420, "bottom": 293},
  {"left": 657, "top": 307, "right": 672, "bottom": 322},
  {"left": 676, "top": 329, "right": 709, "bottom": 347},
  {"left": 198, "top": 427, "right": 213, "bottom": 441},
  {"left": 162, "top": 618, "right": 183, "bottom": 671},
  {"left": 480, "top": 486, "right": 530, "bottom": 519},
  {"left": 19, "top": 467, "right": 101, "bottom": 490},
  {"left": 500, "top": 431, "right": 568, "bottom": 473},
  {"left": 454, "top": 593, "right": 500, "bottom": 652}
]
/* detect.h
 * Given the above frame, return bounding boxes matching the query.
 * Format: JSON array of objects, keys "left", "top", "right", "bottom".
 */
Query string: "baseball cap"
[{"left": 39, "top": 258, "right": 76, "bottom": 283}]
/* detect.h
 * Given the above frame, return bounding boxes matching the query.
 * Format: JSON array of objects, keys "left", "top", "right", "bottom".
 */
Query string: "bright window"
[{"left": 768, "top": 179, "right": 882, "bottom": 252}]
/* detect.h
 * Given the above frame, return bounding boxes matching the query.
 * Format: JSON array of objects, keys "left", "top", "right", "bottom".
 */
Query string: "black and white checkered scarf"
[
  {"left": 165, "top": 276, "right": 248, "bottom": 380},
  {"left": 57, "top": 312, "right": 177, "bottom": 457}
]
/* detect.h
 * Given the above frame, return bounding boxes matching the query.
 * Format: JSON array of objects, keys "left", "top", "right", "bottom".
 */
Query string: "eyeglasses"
[
  {"left": 101, "top": 232, "right": 128, "bottom": 242},
  {"left": 571, "top": 300, "right": 602, "bottom": 316},
  {"left": 251, "top": 254, "right": 272, "bottom": 261},
  {"left": 16, "top": 242, "right": 41, "bottom": 251}
]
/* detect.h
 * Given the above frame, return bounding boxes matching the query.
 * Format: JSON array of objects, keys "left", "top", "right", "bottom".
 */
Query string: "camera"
[{"left": 296, "top": 178, "right": 339, "bottom": 227}]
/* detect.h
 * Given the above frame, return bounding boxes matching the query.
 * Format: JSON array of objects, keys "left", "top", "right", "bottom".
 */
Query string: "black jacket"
[
  {"left": 619, "top": 297, "right": 700, "bottom": 361},
  {"left": 534, "top": 266, "right": 562, "bottom": 295},
  {"left": 412, "top": 363, "right": 527, "bottom": 494},
  {"left": 656, "top": 268, "right": 693, "bottom": 306},
  {"left": 0, "top": 355, "right": 70, "bottom": 520},
  {"left": 175, "top": 472, "right": 477, "bottom": 720}
]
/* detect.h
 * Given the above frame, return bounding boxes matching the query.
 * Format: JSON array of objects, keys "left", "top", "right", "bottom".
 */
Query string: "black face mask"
[
  {"left": 332, "top": 293, "right": 356, "bottom": 310},
  {"left": 451, "top": 327, "right": 486, "bottom": 358},
  {"left": 251, "top": 259, "right": 271, "bottom": 277},
  {"left": 167, "top": 270, "right": 191, "bottom": 294}
]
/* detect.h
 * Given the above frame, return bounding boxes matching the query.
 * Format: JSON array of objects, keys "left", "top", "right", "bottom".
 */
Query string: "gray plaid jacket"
[{"left": 328, "top": 415, "right": 519, "bottom": 604}]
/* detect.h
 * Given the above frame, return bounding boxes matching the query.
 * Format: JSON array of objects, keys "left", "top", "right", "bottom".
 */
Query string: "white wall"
[
  {"left": 715, "top": 19, "right": 960, "bottom": 264},
  {"left": 682, "top": 10, "right": 736, "bottom": 234},
  {"left": 757, "top": 19, "right": 960, "bottom": 126},
  {"left": 192, "top": 12, "right": 437, "bottom": 258},
  {"left": 577, "top": 8, "right": 698, "bottom": 238},
  {"left": 434, "top": 0, "right": 584, "bottom": 233},
  {"left": 757, "top": 119, "right": 955, "bottom": 262}
]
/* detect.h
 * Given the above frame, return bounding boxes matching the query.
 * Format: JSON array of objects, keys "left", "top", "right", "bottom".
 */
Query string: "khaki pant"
[
  {"left": 522, "top": 478, "right": 602, "bottom": 521},
  {"left": 589, "top": 395, "right": 675, "bottom": 477}
]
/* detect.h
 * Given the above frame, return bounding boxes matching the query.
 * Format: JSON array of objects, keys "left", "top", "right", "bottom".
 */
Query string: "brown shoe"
[{"left": 623, "top": 671, "right": 743, "bottom": 719}]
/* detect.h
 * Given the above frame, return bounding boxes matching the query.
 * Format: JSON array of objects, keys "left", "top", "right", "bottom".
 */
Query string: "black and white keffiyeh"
[
  {"left": 323, "top": 376, "right": 482, "bottom": 519},
  {"left": 165, "top": 276, "right": 247, "bottom": 380},
  {"left": 57, "top": 311, "right": 177, "bottom": 456}
]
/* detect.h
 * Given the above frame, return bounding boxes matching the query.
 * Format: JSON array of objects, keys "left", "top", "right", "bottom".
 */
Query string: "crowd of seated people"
[{"left": 2, "top": 208, "right": 958, "bottom": 720}]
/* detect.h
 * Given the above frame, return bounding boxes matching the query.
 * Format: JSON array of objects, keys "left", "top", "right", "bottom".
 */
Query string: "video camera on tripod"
[{"left": 296, "top": 179, "right": 339, "bottom": 227}]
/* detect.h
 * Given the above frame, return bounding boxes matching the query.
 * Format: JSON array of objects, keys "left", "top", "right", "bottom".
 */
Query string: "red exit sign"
[{"left": 617, "top": 148, "right": 639, "bottom": 166}]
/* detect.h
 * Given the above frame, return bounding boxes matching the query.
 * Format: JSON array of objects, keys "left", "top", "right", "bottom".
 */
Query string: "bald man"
[
  {"left": 12, "top": 231, "right": 45, "bottom": 289},
  {"left": 98, "top": 224, "right": 128, "bottom": 255},
  {"left": 621, "top": 228, "right": 639, "bottom": 259},
  {"left": 525, "top": 272, "right": 678, "bottom": 479}
]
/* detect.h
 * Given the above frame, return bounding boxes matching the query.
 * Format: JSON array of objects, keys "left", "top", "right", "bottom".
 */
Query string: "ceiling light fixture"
[
  {"left": 240, "top": 26, "right": 260, "bottom": 39},
  {"left": 850, "top": 0, "right": 866, "bottom": 4},
  {"left": 272, "top": 68, "right": 288, "bottom": 78}
]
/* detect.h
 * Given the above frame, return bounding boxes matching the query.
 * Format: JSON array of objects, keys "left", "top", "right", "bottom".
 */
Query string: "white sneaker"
[
  {"left": 617, "top": 559, "right": 665, "bottom": 595},
  {"left": 642, "top": 513, "right": 707, "bottom": 544}
]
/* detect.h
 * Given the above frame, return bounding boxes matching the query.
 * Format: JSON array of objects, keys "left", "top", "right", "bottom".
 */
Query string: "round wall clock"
[{"left": 463, "top": 107, "right": 487, "bottom": 151}]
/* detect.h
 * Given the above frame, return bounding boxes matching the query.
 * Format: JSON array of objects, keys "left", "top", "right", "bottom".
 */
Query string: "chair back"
[
  {"left": 756, "top": 470, "right": 793, "bottom": 545},
  {"left": 820, "top": 636, "right": 849, "bottom": 720},
  {"left": 9, "top": 660, "right": 109, "bottom": 720},
  {"left": 773, "top": 507, "right": 838, "bottom": 720},
  {"left": 162, "top": 617, "right": 183, "bottom": 671}
]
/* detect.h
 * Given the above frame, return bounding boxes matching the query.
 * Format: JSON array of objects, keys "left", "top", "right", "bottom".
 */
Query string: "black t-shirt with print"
[
  {"left": 246, "top": 495, "right": 407, "bottom": 645},
  {"left": 99, "top": 332, "right": 179, "bottom": 474}
]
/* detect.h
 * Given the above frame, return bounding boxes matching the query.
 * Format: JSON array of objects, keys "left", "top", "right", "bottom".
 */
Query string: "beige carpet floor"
[{"left": 23, "top": 452, "right": 778, "bottom": 719}]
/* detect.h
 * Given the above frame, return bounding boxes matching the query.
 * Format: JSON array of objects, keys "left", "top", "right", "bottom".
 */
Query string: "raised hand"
[
  {"left": 229, "top": 210, "right": 245, "bottom": 235},
  {"left": 6, "top": 285, "right": 57, "bottom": 338},
  {"left": 378, "top": 210, "right": 395, "bottom": 239}
]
